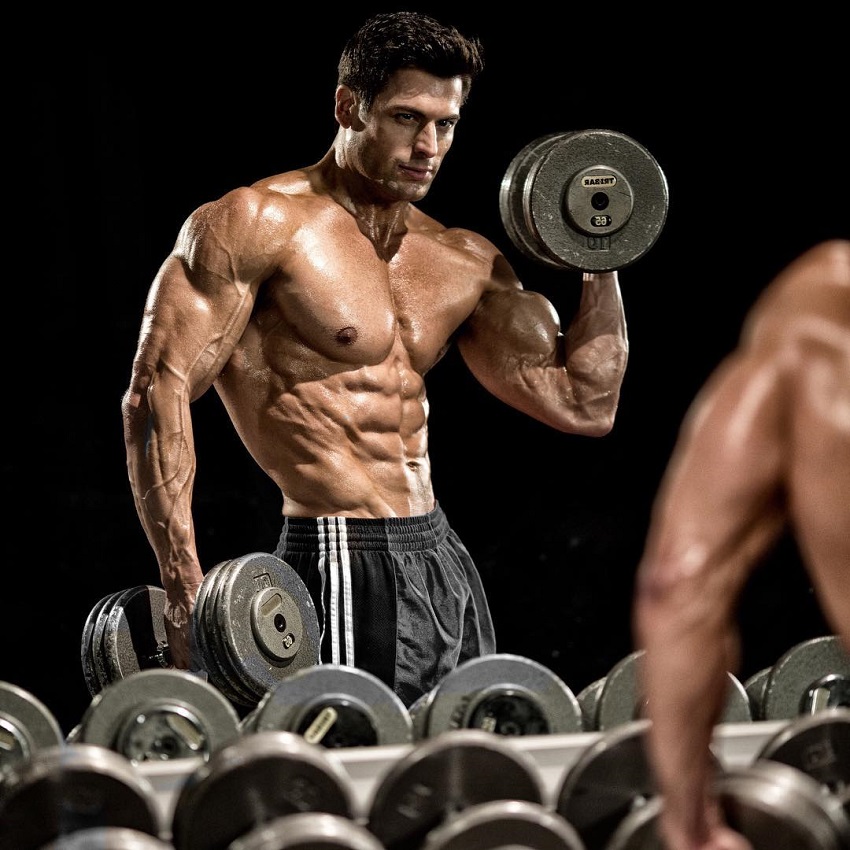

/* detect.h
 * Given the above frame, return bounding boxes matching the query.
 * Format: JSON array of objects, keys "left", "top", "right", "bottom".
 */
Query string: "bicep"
[{"left": 457, "top": 288, "right": 563, "bottom": 398}]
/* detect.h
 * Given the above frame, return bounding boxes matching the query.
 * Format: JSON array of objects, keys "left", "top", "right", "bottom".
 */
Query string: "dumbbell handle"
[{"left": 143, "top": 642, "right": 173, "bottom": 669}]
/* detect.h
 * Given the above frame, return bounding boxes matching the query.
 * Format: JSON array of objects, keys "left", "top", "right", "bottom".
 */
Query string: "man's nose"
[{"left": 413, "top": 123, "right": 438, "bottom": 157}]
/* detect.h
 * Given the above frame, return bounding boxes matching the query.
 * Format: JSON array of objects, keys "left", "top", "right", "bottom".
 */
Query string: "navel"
[{"left": 336, "top": 326, "right": 359, "bottom": 345}]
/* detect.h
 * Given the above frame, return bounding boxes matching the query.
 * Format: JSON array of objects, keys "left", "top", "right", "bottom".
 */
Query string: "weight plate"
[
  {"left": 499, "top": 132, "right": 566, "bottom": 269},
  {"left": 196, "top": 560, "right": 261, "bottom": 708},
  {"left": 407, "top": 688, "right": 436, "bottom": 741},
  {"left": 576, "top": 677, "right": 605, "bottom": 732},
  {"left": 210, "top": 558, "right": 288, "bottom": 707},
  {"left": 744, "top": 666, "right": 772, "bottom": 721},
  {"left": 77, "top": 669, "right": 241, "bottom": 763},
  {"left": 0, "top": 742, "right": 162, "bottom": 849},
  {"left": 239, "top": 705, "right": 260, "bottom": 734},
  {"left": 420, "top": 653, "right": 583, "bottom": 737},
  {"left": 82, "top": 591, "right": 118, "bottom": 697},
  {"left": 604, "top": 795, "right": 664, "bottom": 850},
  {"left": 251, "top": 664, "right": 413, "bottom": 747},
  {"left": 756, "top": 707, "right": 850, "bottom": 796},
  {"left": 91, "top": 589, "right": 128, "bottom": 693},
  {"left": 608, "top": 756, "right": 850, "bottom": 850},
  {"left": 229, "top": 812, "right": 383, "bottom": 850},
  {"left": 214, "top": 553, "right": 320, "bottom": 701},
  {"left": 171, "top": 730, "right": 355, "bottom": 850},
  {"left": 103, "top": 585, "right": 171, "bottom": 683},
  {"left": 0, "top": 681, "right": 64, "bottom": 774},
  {"left": 595, "top": 650, "right": 644, "bottom": 730},
  {"left": 533, "top": 129, "right": 668, "bottom": 271},
  {"left": 367, "top": 728, "right": 544, "bottom": 850},
  {"left": 555, "top": 719, "right": 659, "bottom": 850},
  {"left": 714, "top": 760, "right": 850, "bottom": 850},
  {"left": 564, "top": 164, "right": 633, "bottom": 237},
  {"left": 40, "top": 827, "right": 175, "bottom": 849},
  {"left": 723, "top": 673, "right": 755, "bottom": 723},
  {"left": 762, "top": 635, "right": 850, "bottom": 720},
  {"left": 422, "top": 799, "right": 585, "bottom": 850},
  {"left": 211, "top": 561, "right": 267, "bottom": 708},
  {"left": 501, "top": 129, "right": 668, "bottom": 272},
  {"left": 596, "top": 650, "right": 752, "bottom": 730},
  {"left": 191, "top": 559, "right": 218, "bottom": 670}
]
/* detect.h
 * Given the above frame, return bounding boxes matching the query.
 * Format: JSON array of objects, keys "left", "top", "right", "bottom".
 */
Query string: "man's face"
[{"left": 348, "top": 68, "right": 464, "bottom": 203}]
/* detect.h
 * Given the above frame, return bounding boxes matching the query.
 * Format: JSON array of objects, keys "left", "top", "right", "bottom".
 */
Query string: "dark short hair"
[{"left": 338, "top": 11, "right": 485, "bottom": 110}]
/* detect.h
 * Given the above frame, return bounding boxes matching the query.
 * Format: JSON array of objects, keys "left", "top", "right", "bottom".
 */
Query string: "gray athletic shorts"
[{"left": 273, "top": 503, "right": 497, "bottom": 707}]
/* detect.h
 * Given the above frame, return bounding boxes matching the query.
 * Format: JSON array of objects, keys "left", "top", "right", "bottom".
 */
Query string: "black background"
[{"left": 9, "top": 7, "right": 847, "bottom": 735}]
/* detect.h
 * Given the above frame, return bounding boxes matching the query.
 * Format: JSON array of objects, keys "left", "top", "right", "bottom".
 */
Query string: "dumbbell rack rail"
[{"left": 139, "top": 721, "right": 787, "bottom": 828}]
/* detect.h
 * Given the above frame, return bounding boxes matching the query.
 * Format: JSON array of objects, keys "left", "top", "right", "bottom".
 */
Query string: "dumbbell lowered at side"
[{"left": 80, "top": 553, "right": 322, "bottom": 711}]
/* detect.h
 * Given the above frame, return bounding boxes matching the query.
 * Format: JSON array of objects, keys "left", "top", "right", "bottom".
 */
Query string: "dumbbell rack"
[{"left": 138, "top": 721, "right": 787, "bottom": 828}]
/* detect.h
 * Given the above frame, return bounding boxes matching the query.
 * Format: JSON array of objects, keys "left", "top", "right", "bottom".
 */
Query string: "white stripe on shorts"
[{"left": 318, "top": 517, "right": 355, "bottom": 666}]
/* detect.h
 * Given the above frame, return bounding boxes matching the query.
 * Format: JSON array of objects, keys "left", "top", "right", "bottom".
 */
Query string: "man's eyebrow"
[{"left": 392, "top": 104, "right": 461, "bottom": 121}]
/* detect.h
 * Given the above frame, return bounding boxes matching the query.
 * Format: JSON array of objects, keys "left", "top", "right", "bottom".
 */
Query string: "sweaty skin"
[
  {"left": 633, "top": 239, "right": 850, "bottom": 850},
  {"left": 123, "top": 68, "right": 629, "bottom": 670}
]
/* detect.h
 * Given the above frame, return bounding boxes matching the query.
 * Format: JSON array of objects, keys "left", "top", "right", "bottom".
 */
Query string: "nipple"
[{"left": 336, "top": 326, "right": 358, "bottom": 345}]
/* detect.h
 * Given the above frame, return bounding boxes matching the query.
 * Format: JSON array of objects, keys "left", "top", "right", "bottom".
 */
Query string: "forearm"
[
  {"left": 122, "top": 387, "right": 204, "bottom": 599},
  {"left": 634, "top": 569, "right": 739, "bottom": 847},
  {"left": 563, "top": 271, "right": 629, "bottom": 405}
]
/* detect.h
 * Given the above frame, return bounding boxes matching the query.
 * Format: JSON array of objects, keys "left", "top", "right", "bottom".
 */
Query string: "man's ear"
[{"left": 335, "top": 85, "right": 364, "bottom": 129}]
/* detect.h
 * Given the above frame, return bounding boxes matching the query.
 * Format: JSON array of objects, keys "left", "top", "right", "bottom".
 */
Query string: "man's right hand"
[
  {"left": 164, "top": 590, "right": 199, "bottom": 670},
  {"left": 660, "top": 810, "right": 755, "bottom": 850}
]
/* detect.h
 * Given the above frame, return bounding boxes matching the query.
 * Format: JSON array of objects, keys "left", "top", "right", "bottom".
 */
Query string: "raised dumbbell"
[
  {"left": 500, "top": 128, "right": 669, "bottom": 272},
  {"left": 408, "top": 652, "right": 583, "bottom": 740},
  {"left": 240, "top": 663, "right": 412, "bottom": 747}
]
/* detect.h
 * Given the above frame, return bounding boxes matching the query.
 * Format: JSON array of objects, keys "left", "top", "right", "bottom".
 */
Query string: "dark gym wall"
[{"left": 10, "top": 8, "right": 846, "bottom": 735}]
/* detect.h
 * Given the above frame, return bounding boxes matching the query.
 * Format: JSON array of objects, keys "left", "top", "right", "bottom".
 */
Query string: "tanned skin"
[
  {"left": 634, "top": 239, "right": 850, "bottom": 850},
  {"left": 123, "top": 65, "right": 628, "bottom": 671}
]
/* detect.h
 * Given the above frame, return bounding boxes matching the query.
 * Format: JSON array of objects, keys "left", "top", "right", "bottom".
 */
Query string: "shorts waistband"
[{"left": 278, "top": 503, "right": 449, "bottom": 552}]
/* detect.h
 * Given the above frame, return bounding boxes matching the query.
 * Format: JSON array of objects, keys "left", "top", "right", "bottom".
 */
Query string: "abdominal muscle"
[{"left": 215, "top": 334, "right": 436, "bottom": 519}]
